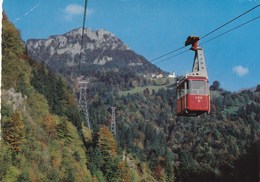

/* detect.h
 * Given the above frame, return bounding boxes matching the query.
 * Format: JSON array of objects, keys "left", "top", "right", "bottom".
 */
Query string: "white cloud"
[
  {"left": 64, "top": 4, "right": 94, "bottom": 20},
  {"left": 232, "top": 65, "right": 249, "bottom": 76},
  {"left": 65, "top": 4, "right": 84, "bottom": 15},
  {"left": 239, "top": 0, "right": 260, "bottom": 2},
  {"left": 87, "top": 9, "right": 94, "bottom": 16}
]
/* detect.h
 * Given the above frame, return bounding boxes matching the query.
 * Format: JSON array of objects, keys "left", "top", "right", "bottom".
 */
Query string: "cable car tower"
[
  {"left": 78, "top": 79, "right": 91, "bottom": 129},
  {"left": 110, "top": 107, "right": 117, "bottom": 137},
  {"left": 176, "top": 36, "right": 210, "bottom": 116}
]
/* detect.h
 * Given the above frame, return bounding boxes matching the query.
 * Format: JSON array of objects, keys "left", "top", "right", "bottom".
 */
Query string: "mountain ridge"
[{"left": 26, "top": 27, "right": 164, "bottom": 76}]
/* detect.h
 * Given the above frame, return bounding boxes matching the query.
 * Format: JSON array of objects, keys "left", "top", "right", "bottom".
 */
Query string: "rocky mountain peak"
[
  {"left": 26, "top": 28, "right": 162, "bottom": 76},
  {"left": 68, "top": 28, "right": 130, "bottom": 50}
]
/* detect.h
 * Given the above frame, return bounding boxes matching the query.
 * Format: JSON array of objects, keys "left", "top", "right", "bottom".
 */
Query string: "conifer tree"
[{"left": 3, "top": 111, "right": 25, "bottom": 152}]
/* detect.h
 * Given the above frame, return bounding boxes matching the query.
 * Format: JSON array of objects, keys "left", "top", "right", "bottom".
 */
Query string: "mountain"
[{"left": 26, "top": 28, "right": 163, "bottom": 76}]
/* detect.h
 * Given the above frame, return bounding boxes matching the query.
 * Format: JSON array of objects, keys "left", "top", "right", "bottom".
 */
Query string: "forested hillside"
[
  {"left": 87, "top": 81, "right": 260, "bottom": 181},
  {"left": 1, "top": 13, "right": 91, "bottom": 181},
  {"left": 1, "top": 13, "right": 157, "bottom": 182},
  {"left": 1, "top": 12, "right": 260, "bottom": 182}
]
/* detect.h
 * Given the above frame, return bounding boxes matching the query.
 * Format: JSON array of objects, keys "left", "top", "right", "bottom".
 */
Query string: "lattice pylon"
[
  {"left": 78, "top": 80, "right": 91, "bottom": 129},
  {"left": 111, "top": 107, "right": 116, "bottom": 137}
]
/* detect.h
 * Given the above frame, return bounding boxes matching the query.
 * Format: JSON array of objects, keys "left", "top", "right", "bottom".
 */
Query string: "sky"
[{"left": 3, "top": 0, "right": 260, "bottom": 91}]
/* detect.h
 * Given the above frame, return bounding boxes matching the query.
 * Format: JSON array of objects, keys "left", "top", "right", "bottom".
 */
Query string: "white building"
[{"left": 168, "top": 72, "right": 176, "bottom": 78}]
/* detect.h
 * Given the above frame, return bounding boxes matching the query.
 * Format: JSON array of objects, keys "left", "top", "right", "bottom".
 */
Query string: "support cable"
[
  {"left": 152, "top": 49, "right": 190, "bottom": 65},
  {"left": 149, "top": 15, "right": 260, "bottom": 66},
  {"left": 77, "top": 0, "right": 88, "bottom": 77},
  {"left": 150, "top": 46, "right": 187, "bottom": 63},
  {"left": 149, "top": 4, "right": 260, "bottom": 64},
  {"left": 77, "top": 0, "right": 91, "bottom": 129},
  {"left": 200, "top": 16, "right": 260, "bottom": 46},
  {"left": 200, "top": 4, "right": 260, "bottom": 39}
]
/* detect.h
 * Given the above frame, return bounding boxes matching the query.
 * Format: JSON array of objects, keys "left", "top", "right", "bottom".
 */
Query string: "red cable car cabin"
[
  {"left": 176, "top": 36, "right": 210, "bottom": 116},
  {"left": 177, "top": 76, "right": 210, "bottom": 116}
]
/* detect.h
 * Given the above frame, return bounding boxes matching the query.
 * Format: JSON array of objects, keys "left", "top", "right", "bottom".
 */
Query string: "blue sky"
[{"left": 3, "top": 0, "right": 260, "bottom": 91}]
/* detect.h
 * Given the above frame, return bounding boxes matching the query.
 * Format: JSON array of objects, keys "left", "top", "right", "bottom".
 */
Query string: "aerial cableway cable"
[
  {"left": 200, "top": 4, "right": 260, "bottom": 40},
  {"left": 152, "top": 49, "right": 190, "bottom": 66},
  {"left": 200, "top": 16, "right": 260, "bottom": 46},
  {"left": 149, "top": 46, "right": 187, "bottom": 63},
  {"left": 149, "top": 15, "right": 260, "bottom": 66},
  {"left": 148, "top": 4, "right": 260, "bottom": 65},
  {"left": 77, "top": 0, "right": 89, "bottom": 77}
]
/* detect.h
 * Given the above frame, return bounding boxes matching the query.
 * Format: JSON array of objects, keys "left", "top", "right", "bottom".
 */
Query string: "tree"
[
  {"left": 3, "top": 111, "right": 25, "bottom": 152},
  {"left": 2, "top": 166, "right": 20, "bottom": 182},
  {"left": 96, "top": 126, "right": 118, "bottom": 157},
  {"left": 2, "top": 12, "right": 26, "bottom": 90},
  {"left": 210, "top": 80, "right": 221, "bottom": 91},
  {"left": 88, "top": 147, "right": 104, "bottom": 174},
  {"left": 119, "top": 162, "right": 131, "bottom": 182},
  {"left": 0, "top": 145, "right": 13, "bottom": 180},
  {"left": 56, "top": 119, "right": 72, "bottom": 142},
  {"left": 153, "top": 164, "right": 165, "bottom": 181},
  {"left": 91, "top": 126, "right": 122, "bottom": 182},
  {"left": 42, "top": 114, "right": 57, "bottom": 139}
]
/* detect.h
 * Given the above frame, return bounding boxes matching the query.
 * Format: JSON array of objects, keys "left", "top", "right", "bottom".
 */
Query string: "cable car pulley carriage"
[{"left": 176, "top": 36, "right": 210, "bottom": 116}]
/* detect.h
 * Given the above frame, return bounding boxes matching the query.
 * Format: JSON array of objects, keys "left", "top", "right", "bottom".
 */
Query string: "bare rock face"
[
  {"left": 26, "top": 28, "right": 162, "bottom": 76},
  {"left": 2, "top": 88, "right": 26, "bottom": 111}
]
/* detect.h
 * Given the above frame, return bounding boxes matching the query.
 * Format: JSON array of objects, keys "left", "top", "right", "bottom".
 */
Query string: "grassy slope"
[{"left": 119, "top": 77, "right": 176, "bottom": 96}]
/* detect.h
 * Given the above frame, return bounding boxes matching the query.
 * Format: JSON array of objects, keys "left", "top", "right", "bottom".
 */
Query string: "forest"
[{"left": 1, "top": 12, "right": 260, "bottom": 182}]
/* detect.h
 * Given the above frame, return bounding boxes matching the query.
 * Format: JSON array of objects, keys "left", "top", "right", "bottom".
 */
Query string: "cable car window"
[
  {"left": 177, "top": 82, "right": 185, "bottom": 99},
  {"left": 181, "top": 83, "right": 185, "bottom": 97},
  {"left": 186, "top": 81, "right": 190, "bottom": 94},
  {"left": 190, "top": 80, "right": 207, "bottom": 95},
  {"left": 177, "top": 86, "right": 181, "bottom": 99}
]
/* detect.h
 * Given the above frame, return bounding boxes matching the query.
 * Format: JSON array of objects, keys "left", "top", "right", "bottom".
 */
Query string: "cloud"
[
  {"left": 232, "top": 65, "right": 249, "bottom": 76},
  {"left": 64, "top": 4, "right": 94, "bottom": 20},
  {"left": 239, "top": 0, "right": 260, "bottom": 2},
  {"left": 65, "top": 4, "right": 84, "bottom": 15}
]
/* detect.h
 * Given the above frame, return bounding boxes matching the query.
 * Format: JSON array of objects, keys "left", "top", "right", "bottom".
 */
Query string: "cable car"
[{"left": 176, "top": 36, "right": 210, "bottom": 116}]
